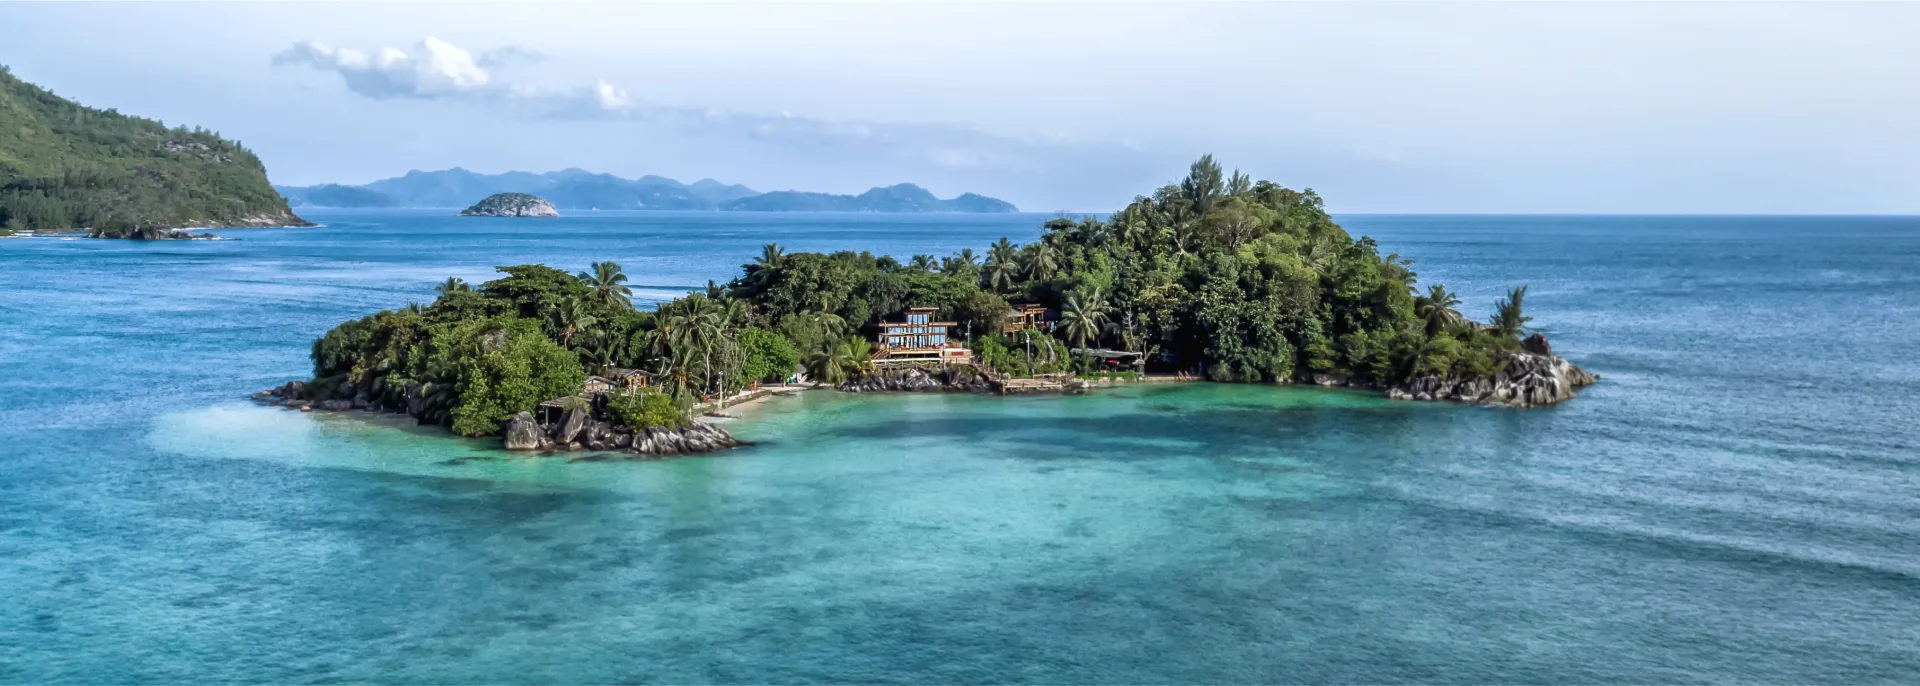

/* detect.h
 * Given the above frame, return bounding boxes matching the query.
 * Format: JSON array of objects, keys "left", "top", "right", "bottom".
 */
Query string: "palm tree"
[
  {"left": 434, "top": 277, "right": 469, "bottom": 295},
  {"left": 661, "top": 294, "right": 728, "bottom": 400},
  {"left": 550, "top": 296, "right": 599, "bottom": 347},
  {"left": 1114, "top": 211, "right": 1150, "bottom": 251},
  {"left": 1416, "top": 284, "right": 1464, "bottom": 335},
  {"left": 754, "top": 243, "right": 787, "bottom": 272},
  {"left": 985, "top": 238, "right": 1020, "bottom": 292},
  {"left": 908, "top": 254, "right": 936, "bottom": 272},
  {"left": 575, "top": 327, "right": 620, "bottom": 369},
  {"left": 1379, "top": 252, "right": 1416, "bottom": 291},
  {"left": 806, "top": 336, "right": 873, "bottom": 385},
  {"left": 942, "top": 248, "right": 980, "bottom": 278},
  {"left": 1059, "top": 289, "right": 1109, "bottom": 350},
  {"left": 576, "top": 261, "right": 633, "bottom": 309},
  {"left": 1026, "top": 242, "right": 1058, "bottom": 282},
  {"left": 1303, "top": 237, "right": 1341, "bottom": 276},
  {"left": 1489, "top": 285, "right": 1532, "bottom": 339}
]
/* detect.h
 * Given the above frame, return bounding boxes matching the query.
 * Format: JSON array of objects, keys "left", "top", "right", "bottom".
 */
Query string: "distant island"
[
  {"left": 276, "top": 155, "right": 1593, "bottom": 458},
  {"left": 0, "top": 66, "right": 308, "bottom": 237},
  {"left": 275, "top": 168, "right": 1019, "bottom": 213},
  {"left": 460, "top": 193, "right": 560, "bottom": 217}
]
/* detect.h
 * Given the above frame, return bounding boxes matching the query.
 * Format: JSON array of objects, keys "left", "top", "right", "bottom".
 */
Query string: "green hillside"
[{"left": 0, "top": 65, "right": 306, "bottom": 235}]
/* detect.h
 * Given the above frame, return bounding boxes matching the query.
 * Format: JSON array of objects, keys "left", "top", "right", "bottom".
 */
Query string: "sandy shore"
[{"left": 697, "top": 384, "right": 817, "bottom": 422}]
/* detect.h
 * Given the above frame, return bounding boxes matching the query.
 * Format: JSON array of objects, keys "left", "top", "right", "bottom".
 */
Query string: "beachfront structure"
[
  {"left": 1003, "top": 303, "right": 1057, "bottom": 334},
  {"left": 600, "top": 367, "right": 649, "bottom": 393},
  {"left": 875, "top": 307, "right": 974, "bottom": 364}
]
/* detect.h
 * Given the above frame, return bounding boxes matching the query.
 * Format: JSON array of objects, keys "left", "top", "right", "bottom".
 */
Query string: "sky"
[{"left": 3, "top": 1, "right": 1918, "bottom": 214}]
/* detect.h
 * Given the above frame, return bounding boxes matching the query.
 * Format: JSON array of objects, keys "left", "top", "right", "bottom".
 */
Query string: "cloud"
[
  {"left": 271, "top": 36, "right": 1131, "bottom": 180},
  {"left": 274, "top": 36, "right": 634, "bottom": 115},
  {"left": 475, "top": 45, "right": 543, "bottom": 68},
  {"left": 272, "top": 37, "right": 495, "bottom": 100}
]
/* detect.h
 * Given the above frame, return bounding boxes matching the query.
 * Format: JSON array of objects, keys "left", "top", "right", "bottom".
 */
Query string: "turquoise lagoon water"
[{"left": 3, "top": 211, "right": 1919, "bottom": 682}]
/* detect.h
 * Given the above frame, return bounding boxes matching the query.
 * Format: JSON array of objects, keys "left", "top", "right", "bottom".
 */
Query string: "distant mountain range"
[{"left": 276, "top": 168, "right": 1018, "bottom": 213}]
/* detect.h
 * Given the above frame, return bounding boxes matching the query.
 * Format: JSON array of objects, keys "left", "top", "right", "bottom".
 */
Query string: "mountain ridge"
[{"left": 276, "top": 168, "right": 1017, "bottom": 213}]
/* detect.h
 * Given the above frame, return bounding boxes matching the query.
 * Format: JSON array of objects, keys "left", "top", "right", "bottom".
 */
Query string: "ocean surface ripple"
[{"left": 2, "top": 210, "right": 1917, "bottom": 683}]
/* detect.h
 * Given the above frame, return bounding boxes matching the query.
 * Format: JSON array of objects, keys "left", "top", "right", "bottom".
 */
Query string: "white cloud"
[
  {"left": 270, "top": 36, "right": 1114, "bottom": 178},
  {"left": 272, "top": 37, "right": 495, "bottom": 100}
]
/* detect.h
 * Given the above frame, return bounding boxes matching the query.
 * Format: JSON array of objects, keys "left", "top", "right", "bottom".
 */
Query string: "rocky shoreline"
[
  {"left": 79, "top": 211, "right": 314, "bottom": 239},
  {"left": 251, "top": 335, "right": 1594, "bottom": 462},
  {"left": 838, "top": 365, "right": 1002, "bottom": 394},
  {"left": 253, "top": 380, "right": 742, "bottom": 458},
  {"left": 841, "top": 335, "right": 1597, "bottom": 408},
  {"left": 501, "top": 410, "right": 741, "bottom": 456}
]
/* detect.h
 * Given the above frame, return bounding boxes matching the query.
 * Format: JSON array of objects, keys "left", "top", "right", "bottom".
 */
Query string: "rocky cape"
[
  {"left": 83, "top": 211, "right": 311, "bottom": 238},
  {"left": 1382, "top": 334, "right": 1598, "bottom": 407},
  {"left": 459, "top": 193, "right": 560, "bottom": 217},
  {"left": 253, "top": 379, "right": 742, "bottom": 458}
]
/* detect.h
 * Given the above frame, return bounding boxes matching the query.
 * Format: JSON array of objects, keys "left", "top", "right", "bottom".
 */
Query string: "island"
[
  {"left": 459, "top": 192, "right": 560, "bottom": 217},
  {"left": 0, "top": 65, "right": 309, "bottom": 237},
  {"left": 719, "top": 184, "right": 1017, "bottom": 213},
  {"left": 274, "top": 155, "right": 1595, "bottom": 457},
  {"left": 274, "top": 169, "right": 1018, "bottom": 213}
]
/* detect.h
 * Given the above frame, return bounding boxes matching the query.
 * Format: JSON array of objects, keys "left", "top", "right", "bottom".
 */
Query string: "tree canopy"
[{"left": 0, "top": 66, "right": 304, "bottom": 233}]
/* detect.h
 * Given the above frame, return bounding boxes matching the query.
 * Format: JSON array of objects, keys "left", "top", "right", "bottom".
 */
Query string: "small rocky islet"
[{"left": 458, "top": 192, "right": 560, "bottom": 217}]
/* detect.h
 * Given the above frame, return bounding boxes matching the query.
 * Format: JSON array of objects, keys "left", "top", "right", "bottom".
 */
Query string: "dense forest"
[
  {"left": 0, "top": 65, "right": 304, "bottom": 234},
  {"left": 728, "top": 155, "right": 1533, "bottom": 384},
  {"left": 310, "top": 155, "right": 1538, "bottom": 439}
]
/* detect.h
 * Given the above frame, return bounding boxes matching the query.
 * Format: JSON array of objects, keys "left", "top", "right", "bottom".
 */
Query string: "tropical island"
[
  {"left": 0, "top": 66, "right": 308, "bottom": 237},
  {"left": 460, "top": 192, "right": 560, "bottom": 218},
  {"left": 272, "top": 156, "right": 1595, "bottom": 456},
  {"left": 275, "top": 168, "right": 1017, "bottom": 213}
]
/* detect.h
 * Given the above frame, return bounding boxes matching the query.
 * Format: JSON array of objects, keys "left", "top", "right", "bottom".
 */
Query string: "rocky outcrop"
[
  {"left": 630, "top": 422, "right": 741, "bottom": 456},
  {"left": 503, "top": 412, "right": 550, "bottom": 451},
  {"left": 1522, "top": 333, "right": 1553, "bottom": 357},
  {"left": 87, "top": 211, "right": 311, "bottom": 239},
  {"left": 459, "top": 193, "right": 560, "bottom": 217},
  {"left": 554, "top": 407, "right": 591, "bottom": 445},
  {"left": 256, "top": 378, "right": 743, "bottom": 458},
  {"left": 1387, "top": 351, "right": 1598, "bottom": 407},
  {"left": 839, "top": 365, "right": 1000, "bottom": 394},
  {"left": 118, "top": 227, "right": 221, "bottom": 240}
]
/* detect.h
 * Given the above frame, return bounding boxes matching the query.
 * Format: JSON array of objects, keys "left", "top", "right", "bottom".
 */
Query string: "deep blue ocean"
[{"left": 3, "top": 210, "right": 1918, "bottom": 683}]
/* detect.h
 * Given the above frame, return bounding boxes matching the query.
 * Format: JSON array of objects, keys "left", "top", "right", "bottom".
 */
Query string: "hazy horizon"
[{"left": 4, "top": 2, "right": 1917, "bottom": 214}]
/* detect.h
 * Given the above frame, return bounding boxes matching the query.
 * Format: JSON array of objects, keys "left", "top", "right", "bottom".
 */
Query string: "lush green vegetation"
[
  {"left": 606, "top": 390, "right": 686, "bottom": 430},
  {"left": 311, "top": 263, "right": 803, "bottom": 436},
  {"left": 726, "top": 155, "right": 1536, "bottom": 385},
  {"left": 311, "top": 155, "right": 1540, "bottom": 438},
  {"left": 0, "top": 65, "right": 303, "bottom": 233}
]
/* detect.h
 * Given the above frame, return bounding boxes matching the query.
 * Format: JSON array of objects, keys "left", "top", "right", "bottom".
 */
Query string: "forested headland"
[
  {"left": 301, "top": 155, "right": 1579, "bottom": 449},
  {"left": 0, "top": 65, "right": 307, "bottom": 236}
]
